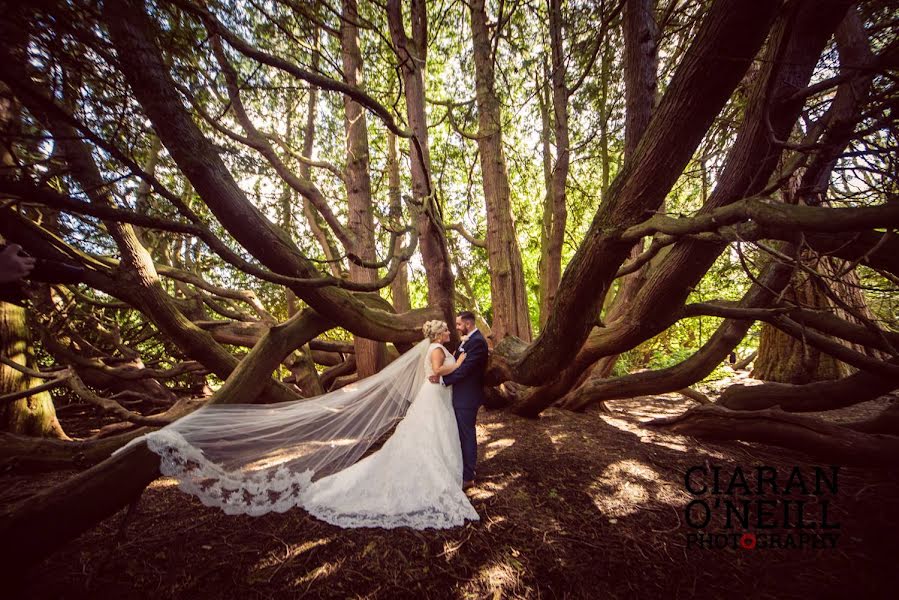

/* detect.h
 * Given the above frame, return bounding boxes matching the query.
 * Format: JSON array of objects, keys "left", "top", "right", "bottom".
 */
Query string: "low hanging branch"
[
  {"left": 686, "top": 301, "right": 899, "bottom": 354},
  {"left": 717, "top": 361, "right": 899, "bottom": 413},
  {"left": 0, "top": 357, "right": 171, "bottom": 427},
  {"left": 0, "top": 55, "right": 421, "bottom": 299},
  {"left": 0, "top": 178, "right": 203, "bottom": 236}
]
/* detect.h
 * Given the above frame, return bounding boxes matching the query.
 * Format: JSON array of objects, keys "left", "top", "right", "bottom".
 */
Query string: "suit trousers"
[{"left": 454, "top": 406, "right": 478, "bottom": 481}]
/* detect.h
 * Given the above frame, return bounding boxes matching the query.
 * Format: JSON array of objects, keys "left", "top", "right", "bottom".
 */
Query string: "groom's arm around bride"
[{"left": 440, "top": 334, "right": 487, "bottom": 390}]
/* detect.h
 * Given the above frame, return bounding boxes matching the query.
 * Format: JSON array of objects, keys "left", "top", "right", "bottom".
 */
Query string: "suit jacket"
[{"left": 442, "top": 329, "right": 488, "bottom": 410}]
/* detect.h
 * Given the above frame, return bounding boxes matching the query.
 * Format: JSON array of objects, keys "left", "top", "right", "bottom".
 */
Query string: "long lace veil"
[{"left": 117, "top": 338, "right": 432, "bottom": 516}]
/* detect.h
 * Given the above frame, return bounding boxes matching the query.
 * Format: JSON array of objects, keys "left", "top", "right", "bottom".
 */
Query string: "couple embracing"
[{"left": 130, "top": 311, "right": 490, "bottom": 530}]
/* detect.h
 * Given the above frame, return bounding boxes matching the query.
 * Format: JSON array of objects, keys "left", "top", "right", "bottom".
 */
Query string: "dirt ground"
[{"left": 4, "top": 392, "right": 899, "bottom": 599}]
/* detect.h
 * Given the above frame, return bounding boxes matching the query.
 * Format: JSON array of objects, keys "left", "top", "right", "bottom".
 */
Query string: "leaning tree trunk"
[
  {"left": 0, "top": 302, "right": 68, "bottom": 439},
  {"left": 507, "top": 0, "right": 852, "bottom": 407},
  {"left": 469, "top": 0, "right": 532, "bottom": 343},
  {"left": 341, "top": 0, "right": 386, "bottom": 377}
]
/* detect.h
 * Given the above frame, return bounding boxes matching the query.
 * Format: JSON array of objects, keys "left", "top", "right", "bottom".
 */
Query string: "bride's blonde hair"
[{"left": 422, "top": 320, "right": 448, "bottom": 341}]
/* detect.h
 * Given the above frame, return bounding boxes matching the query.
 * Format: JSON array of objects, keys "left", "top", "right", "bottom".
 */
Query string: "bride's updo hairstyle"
[{"left": 422, "top": 320, "right": 448, "bottom": 341}]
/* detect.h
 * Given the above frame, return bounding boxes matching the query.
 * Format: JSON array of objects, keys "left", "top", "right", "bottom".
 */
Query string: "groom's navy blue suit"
[{"left": 442, "top": 329, "right": 488, "bottom": 482}]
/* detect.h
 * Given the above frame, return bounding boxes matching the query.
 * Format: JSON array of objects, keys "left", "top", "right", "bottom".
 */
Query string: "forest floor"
[{"left": 5, "top": 379, "right": 899, "bottom": 599}]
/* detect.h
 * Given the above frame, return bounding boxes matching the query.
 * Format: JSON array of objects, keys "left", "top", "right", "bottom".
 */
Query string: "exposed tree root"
[
  {"left": 718, "top": 363, "right": 899, "bottom": 412},
  {"left": 0, "top": 427, "right": 149, "bottom": 473},
  {"left": 0, "top": 441, "right": 161, "bottom": 577},
  {"left": 647, "top": 404, "right": 899, "bottom": 467}
]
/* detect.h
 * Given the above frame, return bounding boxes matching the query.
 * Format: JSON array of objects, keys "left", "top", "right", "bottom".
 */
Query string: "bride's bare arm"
[{"left": 432, "top": 349, "right": 465, "bottom": 376}]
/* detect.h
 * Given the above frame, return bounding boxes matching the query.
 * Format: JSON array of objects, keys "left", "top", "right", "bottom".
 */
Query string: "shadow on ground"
[{"left": 6, "top": 394, "right": 899, "bottom": 599}]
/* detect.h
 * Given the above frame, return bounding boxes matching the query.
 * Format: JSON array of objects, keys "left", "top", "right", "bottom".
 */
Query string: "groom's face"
[{"left": 456, "top": 316, "right": 468, "bottom": 335}]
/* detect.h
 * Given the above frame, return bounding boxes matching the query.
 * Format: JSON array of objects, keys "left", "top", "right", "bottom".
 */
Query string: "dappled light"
[
  {"left": 589, "top": 459, "right": 690, "bottom": 519},
  {"left": 7, "top": 402, "right": 899, "bottom": 598},
  {"left": 484, "top": 437, "right": 516, "bottom": 460},
  {"left": 250, "top": 537, "right": 333, "bottom": 582},
  {"left": 477, "top": 560, "right": 525, "bottom": 597},
  {"left": 598, "top": 412, "right": 728, "bottom": 458}
]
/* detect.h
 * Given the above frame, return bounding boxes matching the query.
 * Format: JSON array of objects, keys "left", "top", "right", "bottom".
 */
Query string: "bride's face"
[{"left": 439, "top": 328, "right": 450, "bottom": 343}]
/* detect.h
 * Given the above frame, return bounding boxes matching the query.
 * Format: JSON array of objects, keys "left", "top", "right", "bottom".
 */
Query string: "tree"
[
  {"left": 468, "top": 0, "right": 532, "bottom": 343},
  {"left": 0, "top": 0, "right": 896, "bottom": 573}
]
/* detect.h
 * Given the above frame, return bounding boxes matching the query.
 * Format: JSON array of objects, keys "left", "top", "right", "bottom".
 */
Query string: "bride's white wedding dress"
[
  {"left": 124, "top": 339, "right": 479, "bottom": 530},
  {"left": 301, "top": 343, "right": 479, "bottom": 529}
]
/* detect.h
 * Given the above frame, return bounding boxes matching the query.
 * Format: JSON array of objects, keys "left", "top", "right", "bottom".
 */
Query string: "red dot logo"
[{"left": 739, "top": 533, "right": 757, "bottom": 550}]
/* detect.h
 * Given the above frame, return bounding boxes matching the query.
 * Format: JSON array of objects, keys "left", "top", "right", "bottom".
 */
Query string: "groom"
[{"left": 429, "top": 311, "right": 488, "bottom": 490}]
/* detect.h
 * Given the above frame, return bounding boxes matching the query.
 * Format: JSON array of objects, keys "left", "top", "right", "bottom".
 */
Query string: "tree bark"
[
  {"left": 341, "top": 0, "right": 385, "bottom": 378},
  {"left": 752, "top": 257, "right": 876, "bottom": 383},
  {"left": 468, "top": 0, "right": 532, "bottom": 342},
  {"left": 0, "top": 302, "right": 68, "bottom": 439}
]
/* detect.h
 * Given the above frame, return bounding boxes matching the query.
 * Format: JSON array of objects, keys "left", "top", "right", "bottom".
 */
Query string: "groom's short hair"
[{"left": 457, "top": 311, "right": 476, "bottom": 325}]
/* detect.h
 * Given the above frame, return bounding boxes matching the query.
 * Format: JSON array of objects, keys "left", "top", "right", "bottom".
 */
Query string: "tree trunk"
[
  {"left": 387, "top": 131, "right": 411, "bottom": 313},
  {"left": 298, "top": 27, "right": 343, "bottom": 279},
  {"left": 468, "top": 0, "right": 532, "bottom": 343},
  {"left": 751, "top": 257, "right": 880, "bottom": 384},
  {"left": 386, "top": 0, "right": 456, "bottom": 329},
  {"left": 598, "top": 40, "right": 613, "bottom": 200},
  {"left": 0, "top": 302, "right": 68, "bottom": 439},
  {"left": 537, "top": 0, "right": 570, "bottom": 330},
  {"left": 341, "top": 0, "right": 385, "bottom": 377},
  {"left": 537, "top": 67, "right": 555, "bottom": 328},
  {"left": 133, "top": 134, "right": 162, "bottom": 248},
  {"left": 0, "top": 47, "right": 66, "bottom": 439}
]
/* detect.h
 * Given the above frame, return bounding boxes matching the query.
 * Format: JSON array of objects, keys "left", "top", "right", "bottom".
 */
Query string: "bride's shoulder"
[{"left": 427, "top": 342, "right": 449, "bottom": 354}]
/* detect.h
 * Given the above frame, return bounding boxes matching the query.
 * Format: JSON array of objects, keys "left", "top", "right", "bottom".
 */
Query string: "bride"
[{"left": 121, "top": 319, "right": 480, "bottom": 530}]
